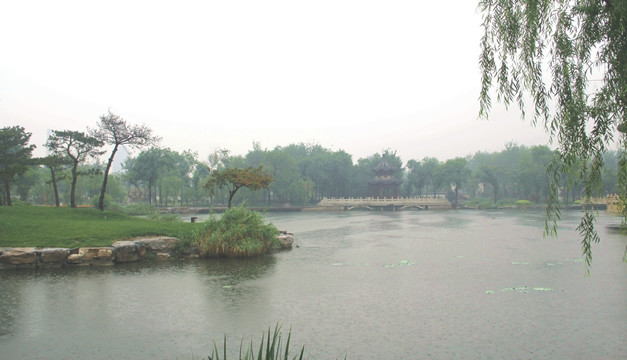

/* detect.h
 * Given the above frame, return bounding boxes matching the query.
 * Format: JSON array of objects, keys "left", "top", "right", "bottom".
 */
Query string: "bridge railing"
[{"left": 318, "top": 196, "right": 448, "bottom": 206}]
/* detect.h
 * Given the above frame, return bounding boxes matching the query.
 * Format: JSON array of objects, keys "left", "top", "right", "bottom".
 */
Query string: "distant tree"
[
  {"left": 191, "top": 162, "right": 211, "bottom": 205},
  {"left": 15, "top": 166, "right": 41, "bottom": 203},
  {"left": 406, "top": 157, "right": 441, "bottom": 196},
  {"left": 441, "top": 157, "right": 471, "bottom": 208},
  {"left": 91, "top": 110, "right": 160, "bottom": 211},
  {"left": 264, "top": 148, "right": 300, "bottom": 202},
  {"left": 0, "top": 126, "right": 36, "bottom": 205},
  {"left": 39, "top": 154, "right": 71, "bottom": 207},
  {"left": 46, "top": 130, "right": 103, "bottom": 208},
  {"left": 204, "top": 166, "right": 274, "bottom": 208},
  {"left": 476, "top": 165, "right": 499, "bottom": 204},
  {"left": 124, "top": 147, "right": 186, "bottom": 205}
]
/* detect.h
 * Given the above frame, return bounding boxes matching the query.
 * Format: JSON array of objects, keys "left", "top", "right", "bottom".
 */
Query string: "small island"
[{"left": 0, "top": 206, "right": 293, "bottom": 271}]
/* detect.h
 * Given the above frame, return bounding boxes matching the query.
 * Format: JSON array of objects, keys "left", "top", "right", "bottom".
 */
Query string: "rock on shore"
[{"left": 0, "top": 233, "right": 294, "bottom": 271}]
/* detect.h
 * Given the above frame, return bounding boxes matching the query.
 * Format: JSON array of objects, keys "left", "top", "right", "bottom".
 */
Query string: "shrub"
[
  {"left": 147, "top": 211, "right": 182, "bottom": 223},
  {"left": 514, "top": 200, "right": 532, "bottom": 207},
  {"left": 464, "top": 198, "right": 498, "bottom": 209},
  {"left": 91, "top": 194, "right": 122, "bottom": 212},
  {"left": 196, "top": 206, "right": 280, "bottom": 257},
  {"left": 121, "top": 203, "right": 157, "bottom": 216}
]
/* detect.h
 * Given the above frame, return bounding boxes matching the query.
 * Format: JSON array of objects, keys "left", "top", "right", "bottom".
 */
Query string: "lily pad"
[
  {"left": 500, "top": 286, "right": 529, "bottom": 293},
  {"left": 532, "top": 287, "right": 553, "bottom": 292},
  {"left": 384, "top": 260, "right": 416, "bottom": 268}
]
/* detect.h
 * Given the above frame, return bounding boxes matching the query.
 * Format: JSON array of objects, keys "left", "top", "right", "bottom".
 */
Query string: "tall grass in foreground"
[
  {"left": 195, "top": 206, "right": 280, "bottom": 257},
  {"left": 207, "top": 325, "right": 305, "bottom": 360}
]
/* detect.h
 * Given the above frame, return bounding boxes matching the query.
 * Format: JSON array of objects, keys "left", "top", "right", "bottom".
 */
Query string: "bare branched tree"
[{"left": 91, "top": 110, "right": 160, "bottom": 210}]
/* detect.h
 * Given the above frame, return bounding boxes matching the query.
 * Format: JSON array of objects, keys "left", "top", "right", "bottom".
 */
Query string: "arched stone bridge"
[{"left": 317, "top": 196, "right": 451, "bottom": 211}]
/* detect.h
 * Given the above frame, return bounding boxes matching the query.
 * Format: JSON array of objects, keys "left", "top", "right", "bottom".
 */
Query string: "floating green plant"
[
  {"left": 485, "top": 286, "right": 554, "bottom": 294},
  {"left": 384, "top": 260, "right": 415, "bottom": 268}
]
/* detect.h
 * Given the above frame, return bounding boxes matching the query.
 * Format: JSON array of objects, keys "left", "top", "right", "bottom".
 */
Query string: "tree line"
[
  {"left": 0, "top": 110, "right": 158, "bottom": 209},
  {"left": 1, "top": 119, "right": 621, "bottom": 208}
]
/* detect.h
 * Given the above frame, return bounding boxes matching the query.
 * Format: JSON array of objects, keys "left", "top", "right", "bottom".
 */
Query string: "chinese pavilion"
[{"left": 367, "top": 159, "right": 403, "bottom": 198}]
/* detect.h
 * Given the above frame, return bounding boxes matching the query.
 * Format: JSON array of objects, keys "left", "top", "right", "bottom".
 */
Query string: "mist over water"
[{"left": 1, "top": 210, "right": 626, "bottom": 359}]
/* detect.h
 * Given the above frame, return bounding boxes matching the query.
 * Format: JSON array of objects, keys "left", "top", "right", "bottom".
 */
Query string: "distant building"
[{"left": 368, "top": 159, "right": 403, "bottom": 198}]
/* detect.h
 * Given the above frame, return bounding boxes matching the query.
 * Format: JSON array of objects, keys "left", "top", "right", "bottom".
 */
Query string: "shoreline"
[{"left": 0, "top": 233, "right": 294, "bottom": 271}]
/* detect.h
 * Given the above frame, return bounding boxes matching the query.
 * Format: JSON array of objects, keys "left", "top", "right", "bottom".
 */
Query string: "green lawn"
[{"left": 0, "top": 206, "right": 199, "bottom": 248}]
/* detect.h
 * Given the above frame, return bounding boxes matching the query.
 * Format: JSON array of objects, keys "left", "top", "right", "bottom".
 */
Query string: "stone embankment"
[{"left": 0, "top": 234, "right": 294, "bottom": 271}]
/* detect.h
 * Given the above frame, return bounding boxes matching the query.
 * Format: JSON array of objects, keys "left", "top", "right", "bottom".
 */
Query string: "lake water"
[{"left": 1, "top": 210, "right": 626, "bottom": 359}]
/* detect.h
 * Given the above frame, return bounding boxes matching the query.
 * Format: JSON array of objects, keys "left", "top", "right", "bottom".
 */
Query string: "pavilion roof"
[{"left": 372, "top": 159, "right": 399, "bottom": 173}]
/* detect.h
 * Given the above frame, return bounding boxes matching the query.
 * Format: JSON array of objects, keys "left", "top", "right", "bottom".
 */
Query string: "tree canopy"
[
  {"left": 478, "top": 0, "right": 627, "bottom": 269},
  {"left": 92, "top": 110, "right": 160, "bottom": 210},
  {"left": 204, "top": 166, "right": 274, "bottom": 208},
  {"left": 0, "top": 126, "right": 36, "bottom": 205},
  {"left": 45, "top": 130, "right": 103, "bottom": 208}
]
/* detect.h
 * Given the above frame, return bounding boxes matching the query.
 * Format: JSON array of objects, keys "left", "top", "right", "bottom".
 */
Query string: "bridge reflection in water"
[{"left": 317, "top": 196, "right": 451, "bottom": 211}]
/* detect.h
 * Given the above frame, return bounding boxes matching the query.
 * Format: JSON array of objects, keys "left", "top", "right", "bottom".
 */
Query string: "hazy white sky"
[{"left": 0, "top": 0, "right": 551, "bottom": 164}]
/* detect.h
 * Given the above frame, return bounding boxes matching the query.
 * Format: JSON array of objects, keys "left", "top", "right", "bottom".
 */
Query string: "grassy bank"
[
  {"left": 0, "top": 206, "right": 281, "bottom": 258},
  {"left": 0, "top": 206, "right": 199, "bottom": 248}
]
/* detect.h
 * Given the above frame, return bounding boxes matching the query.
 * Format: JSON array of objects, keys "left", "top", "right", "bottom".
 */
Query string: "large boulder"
[
  {"left": 0, "top": 248, "right": 38, "bottom": 269},
  {"left": 112, "top": 241, "right": 139, "bottom": 263},
  {"left": 67, "top": 247, "right": 114, "bottom": 266},
  {"left": 39, "top": 248, "right": 70, "bottom": 267},
  {"left": 134, "top": 237, "right": 180, "bottom": 254},
  {"left": 277, "top": 233, "right": 294, "bottom": 249}
]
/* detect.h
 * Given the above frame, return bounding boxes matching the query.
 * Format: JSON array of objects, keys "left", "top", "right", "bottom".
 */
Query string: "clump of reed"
[
  {"left": 147, "top": 210, "right": 182, "bottom": 223},
  {"left": 196, "top": 206, "right": 280, "bottom": 257},
  {"left": 208, "top": 325, "right": 305, "bottom": 360}
]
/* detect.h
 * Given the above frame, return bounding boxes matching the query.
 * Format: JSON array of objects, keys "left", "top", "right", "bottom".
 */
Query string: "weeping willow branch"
[{"left": 479, "top": 0, "right": 627, "bottom": 273}]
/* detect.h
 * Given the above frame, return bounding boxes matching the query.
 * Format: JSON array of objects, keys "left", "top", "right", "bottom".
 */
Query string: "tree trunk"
[
  {"left": 159, "top": 184, "right": 162, "bottom": 206},
  {"left": 98, "top": 145, "right": 118, "bottom": 210},
  {"left": 3, "top": 179, "right": 11, "bottom": 206},
  {"left": 70, "top": 163, "right": 78, "bottom": 208},
  {"left": 50, "top": 168, "right": 60, "bottom": 207},
  {"left": 148, "top": 180, "right": 153, "bottom": 204},
  {"left": 228, "top": 185, "right": 242, "bottom": 208},
  {"left": 228, "top": 191, "right": 235, "bottom": 208}
]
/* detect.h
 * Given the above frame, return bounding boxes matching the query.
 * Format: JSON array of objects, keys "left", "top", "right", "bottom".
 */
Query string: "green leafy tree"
[
  {"left": 406, "top": 157, "right": 441, "bottom": 196},
  {"left": 125, "top": 148, "right": 162, "bottom": 204},
  {"left": 91, "top": 110, "right": 160, "bottom": 211},
  {"left": 15, "top": 166, "right": 41, "bottom": 203},
  {"left": 204, "top": 166, "right": 274, "bottom": 208},
  {"left": 476, "top": 165, "right": 499, "bottom": 204},
  {"left": 0, "top": 126, "right": 36, "bottom": 206},
  {"left": 45, "top": 130, "right": 103, "bottom": 208},
  {"left": 39, "top": 154, "right": 71, "bottom": 207},
  {"left": 264, "top": 148, "right": 300, "bottom": 202},
  {"left": 124, "top": 147, "right": 182, "bottom": 205},
  {"left": 478, "top": 0, "right": 627, "bottom": 269},
  {"left": 191, "top": 162, "right": 211, "bottom": 205},
  {"left": 441, "top": 158, "right": 471, "bottom": 208}
]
